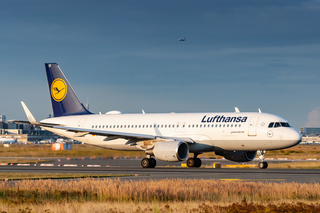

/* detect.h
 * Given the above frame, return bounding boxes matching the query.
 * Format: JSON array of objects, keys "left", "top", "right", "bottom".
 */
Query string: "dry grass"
[
  {"left": 0, "top": 172, "right": 134, "bottom": 180},
  {"left": 267, "top": 161, "right": 320, "bottom": 169},
  {"left": 0, "top": 179, "right": 319, "bottom": 212},
  {"left": 0, "top": 144, "right": 145, "bottom": 158},
  {"left": 1, "top": 178, "right": 320, "bottom": 204}
]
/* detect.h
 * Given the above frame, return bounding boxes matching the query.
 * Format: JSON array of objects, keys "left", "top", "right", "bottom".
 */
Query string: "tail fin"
[{"left": 45, "top": 63, "right": 92, "bottom": 117}]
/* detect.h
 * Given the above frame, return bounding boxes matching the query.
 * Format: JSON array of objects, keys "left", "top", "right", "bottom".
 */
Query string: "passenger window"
[
  {"left": 231, "top": 124, "right": 233, "bottom": 127},
  {"left": 192, "top": 125, "right": 194, "bottom": 128},
  {"left": 227, "top": 124, "right": 229, "bottom": 127},
  {"left": 268, "top": 122, "right": 274, "bottom": 128},
  {"left": 183, "top": 125, "right": 185, "bottom": 128},
  {"left": 139, "top": 125, "right": 141, "bottom": 128},
  {"left": 223, "top": 124, "right": 225, "bottom": 127},
  {"left": 203, "top": 124, "right": 206, "bottom": 127},
  {"left": 196, "top": 125, "right": 198, "bottom": 128},
  {"left": 239, "top": 124, "right": 241, "bottom": 127},
  {"left": 124, "top": 125, "right": 126, "bottom": 128},
  {"left": 95, "top": 125, "right": 98, "bottom": 128},
  {"left": 235, "top": 124, "right": 237, "bottom": 127},
  {"left": 200, "top": 125, "right": 202, "bottom": 128},
  {"left": 161, "top": 125, "right": 163, "bottom": 128},
  {"left": 274, "top": 122, "right": 281, "bottom": 128},
  {"left": 120, "top": 125, "right": 122, "bottom": 128},
  {"left": 127, "top": 125, "right": 129, "bottom": 128},
  {"left": 165, "top": 125, "right": 167, "bottom": 128},
  {"left": 219, "top": 124, "right": 221, "bottom": 127}
]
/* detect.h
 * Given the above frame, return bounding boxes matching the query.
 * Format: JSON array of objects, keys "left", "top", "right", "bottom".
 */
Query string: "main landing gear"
[
  {"left": 257, "top": 150, "right": 268, "bottom": 169},
  {"left": 187, "top": 153, "right": 202, "bottom": 168},
  {"left": 141, "top": 157, "right": 157, "bottom": 168}
]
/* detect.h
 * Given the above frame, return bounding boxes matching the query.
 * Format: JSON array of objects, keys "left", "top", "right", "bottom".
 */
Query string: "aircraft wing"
[
  {"left": 48, "top": 125, "right": 195, "bottom": 143},
  {"left": 19, "top": 101, "right": 194, "bottom": 144}
]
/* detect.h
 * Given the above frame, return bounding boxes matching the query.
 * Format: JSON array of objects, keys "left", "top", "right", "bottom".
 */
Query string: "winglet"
[{"left": 21, "top": 101, "right": 40, "bottom": 125}]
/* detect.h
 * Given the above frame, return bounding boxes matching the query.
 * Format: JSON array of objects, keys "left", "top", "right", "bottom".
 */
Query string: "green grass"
[{"left": 0, "top": 172, "right": 137, "bottom": 180}]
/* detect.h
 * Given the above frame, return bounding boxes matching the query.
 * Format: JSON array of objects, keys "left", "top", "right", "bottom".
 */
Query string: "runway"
[{"left": 0, "top": 158, "right": 319, "bottom": 183}]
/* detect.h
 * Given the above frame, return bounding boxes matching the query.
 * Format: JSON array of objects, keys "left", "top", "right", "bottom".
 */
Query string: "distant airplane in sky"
[
  {"left": 178, "top": 37, "right": 186, "bottom": 41},
  {"left": 18, "top": 63, "right": 301, "bottom": 169}
]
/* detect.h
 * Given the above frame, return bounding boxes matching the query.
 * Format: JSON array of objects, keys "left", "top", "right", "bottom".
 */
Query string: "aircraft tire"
[
  {"left": 141, "top": 158, "right": 150, "bottom": 168},
  {"left": 194, "top": 158, "right": 202, "bottom": 168},
  {"left": 149, "top": 158, "right": 157, "bottom": 168},
  {"left": 258, "top": 162, "right": 268, "bottom": 169},
  {"left": 187, "top": 158, "right": 195, "bottom": 167}
]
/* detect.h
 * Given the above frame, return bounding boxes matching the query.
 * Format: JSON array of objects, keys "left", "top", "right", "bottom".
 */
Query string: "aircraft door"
[
  {"left": 248, "top": 116, "right": 259, "bottom": 136},
  {"left": 78, "top": 118, "right": 87, "bottom": 128}
]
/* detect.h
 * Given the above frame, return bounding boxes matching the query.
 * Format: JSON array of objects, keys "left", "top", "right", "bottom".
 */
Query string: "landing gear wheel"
[
  {"left": 258, "top": 162, "right": 268, "bottom": 169},
  {"left": 141, "top": 158, "right": 157, "bottom": 168},
  {"left": 141, "top": 158, "right": 150, "bottom": 168},
  {"left": 194, "top": 158, "right": 202, "bottom": 168},
  {"left": 187, "top": 158, "right": 202, "bottom": 168},
  {"left": 149, "top": 158, "right": 157, "bottom": 168},
  {"left": 257, "top": 150, "right": 268, "bottom": 169}
]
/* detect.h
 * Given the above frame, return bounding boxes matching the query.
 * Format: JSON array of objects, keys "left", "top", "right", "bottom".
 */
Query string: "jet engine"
[
  {"left": 151, "top": 141, "right": 189, "bottom": 162},
  {"left": 215, "top": 150, "right": 256, "bottom": 162}
]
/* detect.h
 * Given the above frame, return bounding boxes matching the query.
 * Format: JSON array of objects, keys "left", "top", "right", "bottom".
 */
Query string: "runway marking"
[
  {"left": 220, "top": 179, "right": 286, "bottom": 182},
  {"left": 225, "top": 165, "right": 256, "bottom": 168}
]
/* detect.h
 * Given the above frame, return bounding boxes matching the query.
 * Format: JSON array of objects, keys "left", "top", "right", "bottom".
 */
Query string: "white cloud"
[{"left": 305, "top": 107, "right": 320, "bottom": 127}]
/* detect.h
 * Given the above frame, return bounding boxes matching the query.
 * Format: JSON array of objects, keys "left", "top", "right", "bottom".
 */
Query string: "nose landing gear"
[{"left": 257, "top": 150, "right": 268, "bottom": 169}]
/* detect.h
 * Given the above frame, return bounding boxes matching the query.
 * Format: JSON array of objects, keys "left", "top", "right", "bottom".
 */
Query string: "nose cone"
[{"left": 287, "top": 128, "right": 302, "bottom": 147}]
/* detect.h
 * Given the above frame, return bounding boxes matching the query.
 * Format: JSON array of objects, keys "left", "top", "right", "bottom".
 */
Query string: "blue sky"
[{"left": 1, "top": 0, "right": 320, "bottom": 129}]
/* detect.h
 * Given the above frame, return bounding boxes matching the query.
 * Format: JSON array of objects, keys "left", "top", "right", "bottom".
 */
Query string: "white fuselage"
[{"left": 41, "top": 112, "right": 301, "bottom": 153}]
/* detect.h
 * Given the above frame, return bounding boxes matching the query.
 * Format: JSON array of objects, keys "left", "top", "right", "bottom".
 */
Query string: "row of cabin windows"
[{"left": 92, "top": 123, "right": 242, "bottom": 129}]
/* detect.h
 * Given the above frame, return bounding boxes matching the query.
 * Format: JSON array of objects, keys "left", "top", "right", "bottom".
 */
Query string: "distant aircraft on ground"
[
  {"left": 18, "top": 63, "right": 301, "bottom": 169},
  {"left": 0, "top": 138, "right": 17, "bottom": 144},
  {"left": 178, "top": 37, "right": 186, "bottom": 41}
]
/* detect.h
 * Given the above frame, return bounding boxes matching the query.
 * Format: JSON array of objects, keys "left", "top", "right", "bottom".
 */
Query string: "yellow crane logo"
[{"left": 51, "top": 78, "right": 67, "bottom": 102}]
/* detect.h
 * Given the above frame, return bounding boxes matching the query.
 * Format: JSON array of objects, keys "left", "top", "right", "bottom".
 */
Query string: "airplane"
[
  {"left": 178, "top": 37, "right": 186, "bottom": 41},
  {"left": 18, "top": 63, "right": 301, "bottom": 169},
  {"left": 0, "top": 138, "right": 17, "bottom": 144}
]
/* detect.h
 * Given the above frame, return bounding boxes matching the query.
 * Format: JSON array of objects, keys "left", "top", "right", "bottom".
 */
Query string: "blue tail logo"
[
  {"left": 45, "top": 63, "right": 92, "bottom": 117},
  {"left": 51, "top": 78, "right": 67, "bottom": 102}
]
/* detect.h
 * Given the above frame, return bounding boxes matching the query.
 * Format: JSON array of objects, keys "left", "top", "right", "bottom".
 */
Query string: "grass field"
[{"left": 0, "top": 178, "right": 319, "bottom": 212}]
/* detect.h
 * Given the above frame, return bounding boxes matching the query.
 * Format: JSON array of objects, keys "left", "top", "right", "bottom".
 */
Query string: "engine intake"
[
  {"left": 152, "top": 141, "right": 189, "bottom": 162},
  {"left": 215, "top": 150, "right": 256, "bottom": 162}
]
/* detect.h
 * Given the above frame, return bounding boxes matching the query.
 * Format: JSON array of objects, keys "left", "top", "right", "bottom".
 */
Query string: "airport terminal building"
[
  {"left": 0, "top": 115, "right": 57, "bottom": 143},
  {"left": 300, "top": 127, "right": 320, "bottom": 136}
]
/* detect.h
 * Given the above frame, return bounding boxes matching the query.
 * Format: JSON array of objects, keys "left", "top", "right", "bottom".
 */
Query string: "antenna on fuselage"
[
  {"left": 142, "top": 110, "right": 145, "bottom": 114},
  {"left": 258, "top": 108, "right": 261, "bottom": 113},
  {"left": 235, "top": 107, "right": 240, "bottom": 112}
]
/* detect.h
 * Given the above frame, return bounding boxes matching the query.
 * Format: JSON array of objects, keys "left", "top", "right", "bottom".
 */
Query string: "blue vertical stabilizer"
[{"left": 45, "top": 63, "right": 92, "bottom": 117}]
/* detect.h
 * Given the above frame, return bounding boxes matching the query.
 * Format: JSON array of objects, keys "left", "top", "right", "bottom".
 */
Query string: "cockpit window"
[
  {"left": 269, "top": 122, "right": 292, "bottom": 128},
  {"left": 280, "top": 122, "right": 291, "bottom": 127},
  {"left": 268, "top": 122, "right": 274, "bottom": 128},
  {"left": 274, "top": 122, "right": 281, "bottom": 128}
]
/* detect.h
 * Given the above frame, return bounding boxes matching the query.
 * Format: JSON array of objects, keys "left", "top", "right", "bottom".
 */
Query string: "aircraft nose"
[{"left": 289, "top": 128, "right": 302, "bottom": 146}]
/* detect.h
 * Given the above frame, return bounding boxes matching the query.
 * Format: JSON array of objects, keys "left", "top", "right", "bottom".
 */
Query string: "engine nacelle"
[
  {"left": 215, "top": 150, "right": 256, "bottom": 162},
  {"left": 152, "top": 141, "right": 189, "bottom": 162}
]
